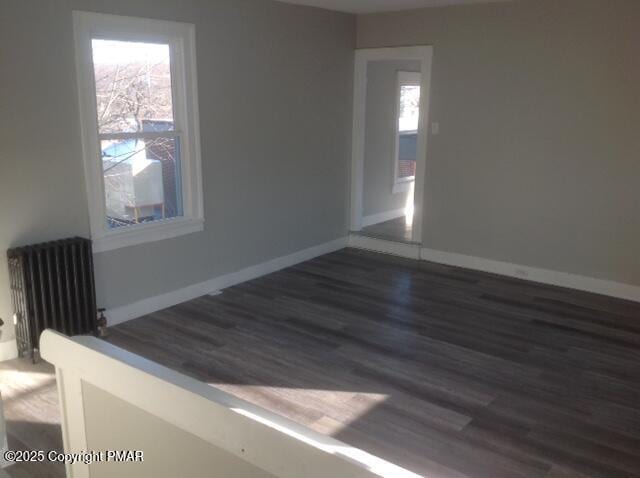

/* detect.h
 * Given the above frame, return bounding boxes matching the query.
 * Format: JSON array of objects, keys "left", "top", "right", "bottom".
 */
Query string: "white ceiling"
[{"left": 275, "top": 0, "right": 510, "bottom": 14}]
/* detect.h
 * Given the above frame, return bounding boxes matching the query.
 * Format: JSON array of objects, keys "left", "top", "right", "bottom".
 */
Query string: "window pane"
[
  {"left": 397, "top": 82, "right": 420, "bottom": 179},
  {"left": 398, "top": 133, "right": 417, "bottom": 179},
  {"left": 92, "top": 39, "right": 174, "bottom": 134},
  {"left": 101, "top": 136, "right": 183, "bottom": 228},
  {"left": 398, "top": 85, "right": 420, "bottom": 132}
]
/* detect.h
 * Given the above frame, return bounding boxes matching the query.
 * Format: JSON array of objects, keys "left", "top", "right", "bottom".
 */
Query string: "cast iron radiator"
[{"left": 7, "top": 237, "right": 98, "bottom": 358}]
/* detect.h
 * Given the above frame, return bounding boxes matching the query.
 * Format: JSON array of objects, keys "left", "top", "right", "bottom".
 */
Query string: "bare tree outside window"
[
  {"left": 91, "top": 40, "right": 183, "bottom": 228},
  {"left": 93, "top": 41, "right": 174, "bottom": 134},
  {"left": 397, "top": 81, "right": 421, "bottom": 180},
  {"left": 399, "top": 85, "right": 420, "bottom": 132}
]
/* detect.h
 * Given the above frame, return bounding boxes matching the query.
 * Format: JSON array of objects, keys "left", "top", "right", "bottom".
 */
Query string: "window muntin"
[
  {"left": 74, "top": 12, "right": 203, "bottom": 252},
  {"left": 91, "top": 39, "right": 182, "bottom": 229}
]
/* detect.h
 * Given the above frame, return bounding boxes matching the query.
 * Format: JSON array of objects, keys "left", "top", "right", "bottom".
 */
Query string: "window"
[
  {"left": 393, "top": 71, "right": 421, "bottom": 193},
  {"left": 73, "top": 12, "right": 203, "bottom": 252}
]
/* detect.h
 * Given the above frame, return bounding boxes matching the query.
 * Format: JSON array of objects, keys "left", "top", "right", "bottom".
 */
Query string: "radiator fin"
[{"left": 7, "top": 237, "right": 97, "bottom": 358}]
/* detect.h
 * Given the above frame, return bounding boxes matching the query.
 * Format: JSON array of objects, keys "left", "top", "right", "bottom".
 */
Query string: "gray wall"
[
  {"left": 363, "top": 60, "right": 420, "bottom": 218},
  {"left": 358, "top": 0, "right": 640, "bottom": 285},
  {"left": 0, "top": 0, "right": 355, "bottom": 344}
]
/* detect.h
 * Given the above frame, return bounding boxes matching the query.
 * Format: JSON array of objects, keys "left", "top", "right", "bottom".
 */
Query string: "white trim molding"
[
  {"left": 392, "top": 180, "right": 412, "bottom": 194},
  {"left": 107, "top": 237, "right": 349, "bottom": 326},
  {"left": 361, "top": 208, "right": 406, "bottom": 228},
  {"left": 92, "top": 217, "right": 203, "bottom": 253},
  {"left": 350, "top": 46, "right": 433, "bottom": 245},
  {"left": 420, "top": 248, "right": 640, "bottom": 303},
  {"left": 348, "top": 235, "right": 421, "bottom": 260},
  {"left": 344, "top": 239, "right": 640, "bottom": 303},
  {"left": 0, "top": 340, "right": 18, "bottom": 362},
  {"left": 73, "top": 12, "right": 204, "bottom": 253}
]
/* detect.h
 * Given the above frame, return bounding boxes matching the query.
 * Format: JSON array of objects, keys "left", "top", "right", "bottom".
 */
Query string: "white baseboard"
[
  {"left": 0, "top": 340, "right": 18, "bottom": 362},
  {"left": 6, "top": 235, "right": 637, "bottom": 361},
  {"left": 107, "top": 237, "right": 349, "bottom": 326},
  {"left": 361, "top": 208, "right": 406, "bottom": 228},
  {"left": 420, "top": 247, "right": 640, "bottom": 303},
  {"left": 348, "top": 235, "right": 421, "bottom": 260}
]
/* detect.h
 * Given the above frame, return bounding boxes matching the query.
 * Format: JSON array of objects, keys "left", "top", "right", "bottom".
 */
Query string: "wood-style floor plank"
[{"left": 2, "top": 247, "right": 640, "bottom": 477}]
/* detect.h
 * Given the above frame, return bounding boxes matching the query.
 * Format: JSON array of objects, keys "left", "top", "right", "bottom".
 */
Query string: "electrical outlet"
[{"left": 431, "top": 122, "right": 440, "bottom": 135}]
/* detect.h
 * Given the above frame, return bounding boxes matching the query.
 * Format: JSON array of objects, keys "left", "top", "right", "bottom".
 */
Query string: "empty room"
[{"left": 0, "top": 0, "right": 639, "bottom": 477}]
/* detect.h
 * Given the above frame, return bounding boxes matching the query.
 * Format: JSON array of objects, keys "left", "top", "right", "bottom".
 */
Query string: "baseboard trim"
[
  {"left": 361, "top": 208, "right": 406, "bottom": 228},
  {"left": 0, "top": 340, "right": 18, "bottom": 362},
  {"left": 348, "top": 234, "right": 421, "bottom": 260},
  {"left": 107, "top": 237, "right": 349, "bottom": 326},
  {"left": 345, "top": 237, "right": 640, "bottom": 303},
  {"left": 420, "top": 247, "right": 640, "bottom": 303},
  {"left": 6, "top": 236, "right": 636, "bottom": 358}
]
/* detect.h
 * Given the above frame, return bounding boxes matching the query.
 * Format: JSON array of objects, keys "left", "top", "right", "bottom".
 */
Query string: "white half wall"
[{"left": 41, "top": 330, "right": 418, "bottom": 478}]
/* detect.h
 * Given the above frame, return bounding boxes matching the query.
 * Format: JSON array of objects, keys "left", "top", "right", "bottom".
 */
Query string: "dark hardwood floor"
[
  {"left": 358, "top": 216, "right": 415, "bottom": 243},
  {"left": 3, "top": 247, "right": 640, "bottom": 477},
  {"left": 1, "top": 358, "right": 64, "bottom": 478}
]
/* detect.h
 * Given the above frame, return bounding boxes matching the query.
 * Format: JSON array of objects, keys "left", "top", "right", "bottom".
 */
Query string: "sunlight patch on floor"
[
  {"left": 231, "top": 400, "right": 421, "bottom": 478},
  {"left": 0, "top": 370, "right": 56, "bottom": 402},
  {"left": 208, "top": 383, "right": 389, "bottom": 434}
]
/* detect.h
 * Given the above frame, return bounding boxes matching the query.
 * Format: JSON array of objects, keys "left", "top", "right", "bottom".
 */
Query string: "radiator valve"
[{"left": 97, "top": 309, "right": 109, "bottom": 337}]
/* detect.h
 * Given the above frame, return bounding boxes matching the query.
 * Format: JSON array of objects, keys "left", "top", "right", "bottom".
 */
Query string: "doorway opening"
[{"left": 349, "top": 46, "right": 432, "bottom": 245}]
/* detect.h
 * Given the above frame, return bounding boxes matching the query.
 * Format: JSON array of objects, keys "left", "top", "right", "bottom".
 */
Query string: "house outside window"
[{"left": 73, "top": 12, "right": 203, "bottom": 252}]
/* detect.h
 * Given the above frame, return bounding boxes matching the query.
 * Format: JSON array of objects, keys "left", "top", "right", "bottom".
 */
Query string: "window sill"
[
  {"left": 393, "top": 179, "right": 414, "bottom": 194},
  {"left": 92, "top": 217, "right": 204, "bottom": 253}
]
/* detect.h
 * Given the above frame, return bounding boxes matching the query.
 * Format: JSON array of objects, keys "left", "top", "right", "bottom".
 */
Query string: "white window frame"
[
  {"left": 73, "top": 11, "right": 204, "bottom": 253},
  {"left": 392, "top": 71, "right": 421, "bottom": 195}
]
